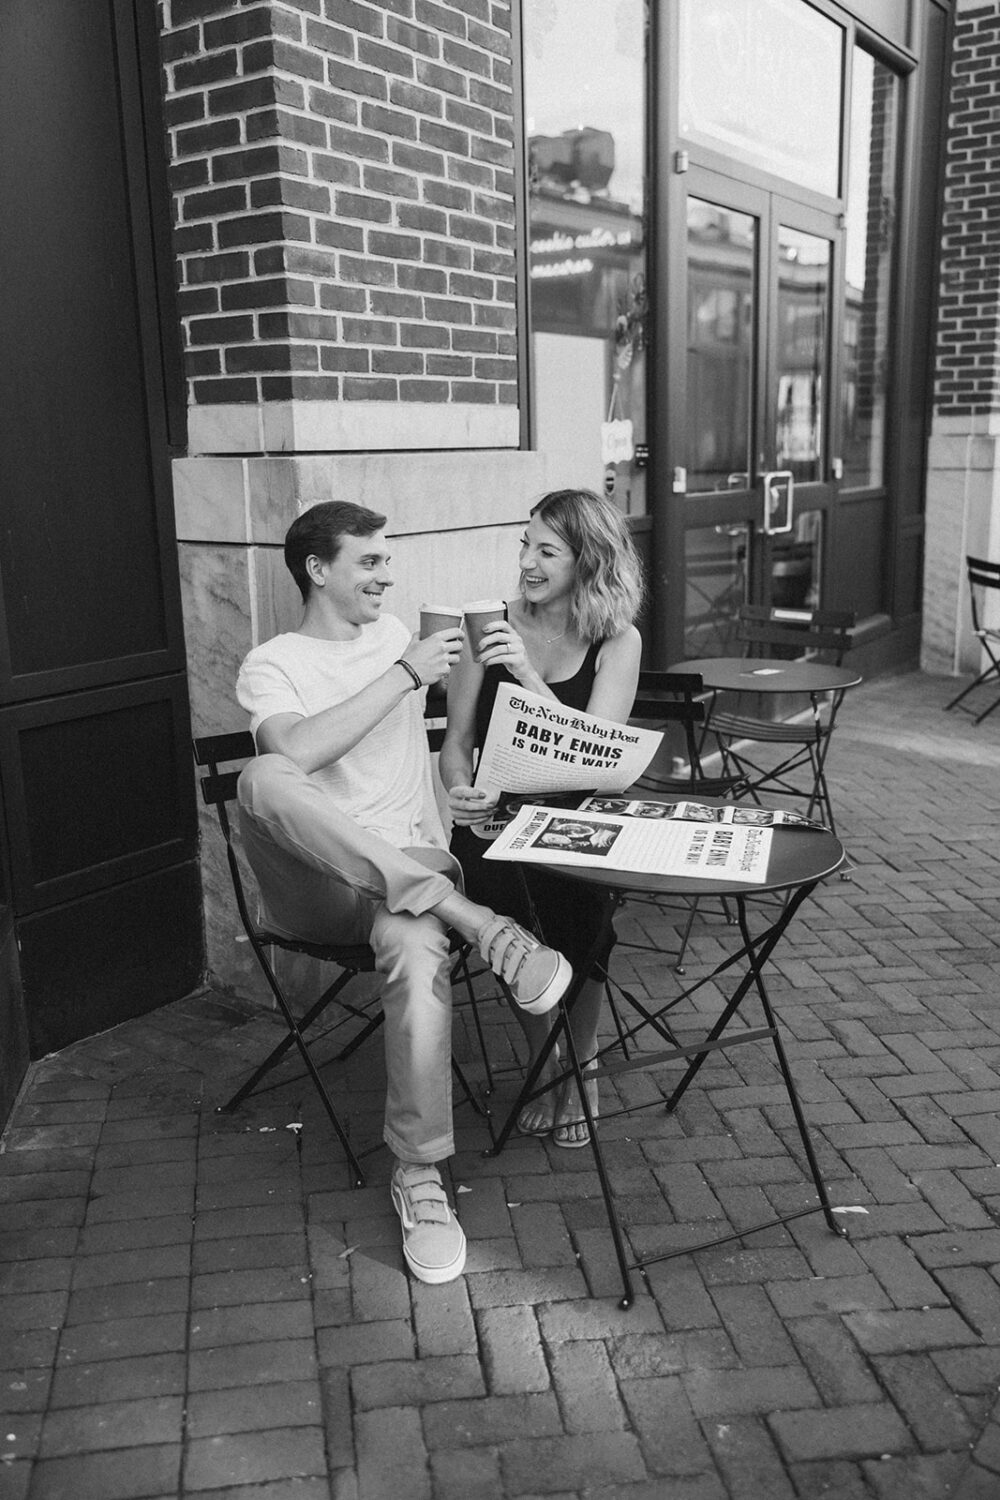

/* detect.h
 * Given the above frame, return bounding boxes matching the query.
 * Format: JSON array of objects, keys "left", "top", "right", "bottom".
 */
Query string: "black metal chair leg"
[
  {"left": 451, "top": 946, "right": 498, "bottom": 1097},
  {"left": 213, "top": 930, "right": 366, "bottom": 1186}
]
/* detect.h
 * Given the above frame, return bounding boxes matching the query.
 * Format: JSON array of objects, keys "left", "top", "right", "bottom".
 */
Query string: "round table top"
[
  {"left": 668, "top": 656, "right": 863, "bottom": 694},
  {"left": 522, "top": 793, "right": 845, "bottom": 899}
]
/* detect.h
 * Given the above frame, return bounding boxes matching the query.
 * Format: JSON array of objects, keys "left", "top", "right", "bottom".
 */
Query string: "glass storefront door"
[
  {"left": 682, "top": 169, "right": 840, "bottom": 656},
  {"left": 518, "top": 0, "right": 917, "bottom": 666}
]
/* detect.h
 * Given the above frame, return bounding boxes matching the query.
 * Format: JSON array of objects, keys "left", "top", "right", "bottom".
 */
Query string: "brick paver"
[{"left": 1, "top": 670, "right": 999, "bottom": 1497}]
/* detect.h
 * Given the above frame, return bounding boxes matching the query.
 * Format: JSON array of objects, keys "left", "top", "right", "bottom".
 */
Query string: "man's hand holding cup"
[{"left": 404, "top": 603, "right": 465, "bottom": 685}]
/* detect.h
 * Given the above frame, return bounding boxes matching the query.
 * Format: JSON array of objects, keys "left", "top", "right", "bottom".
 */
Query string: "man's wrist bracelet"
[{"left": 395, "top": 658, "right": 423, "bottom": 691}]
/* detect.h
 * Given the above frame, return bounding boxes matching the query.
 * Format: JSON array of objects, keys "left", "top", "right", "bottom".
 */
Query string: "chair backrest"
[
  {"left": 629, "top": 671, "right": 708, "bottom": 778},
  {"left": 192, "top": 730, "right": 258, "bottom": 935},
  {"left": 736, "top": 604, "right": 855, "bottom": 664},
  {"left": 967, "top": 556, "right": 1000, "bottom": 632},
  {"left": 193, "top": 730, "right": 254, "bottom": 824}
]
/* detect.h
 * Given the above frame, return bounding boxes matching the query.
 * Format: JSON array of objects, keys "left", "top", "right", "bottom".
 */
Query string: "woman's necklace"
[{"left": 521, "top": 603, "right": 568, "bottom": 645}]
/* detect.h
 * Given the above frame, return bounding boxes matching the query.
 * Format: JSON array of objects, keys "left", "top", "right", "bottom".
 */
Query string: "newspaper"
[
  {"left": 484, "top": 802, "right": 773, "bottom": 883},
  {"left": 473, "top": 683, "right": 661, "bottom": 797},
  {"left": 577, "top": 796, "right": 827, "bottom": 830}
]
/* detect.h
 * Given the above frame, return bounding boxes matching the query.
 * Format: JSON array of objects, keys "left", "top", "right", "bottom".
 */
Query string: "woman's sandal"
[{"left": 552, "top": 1058, "right": 599, "bottom": 1149}]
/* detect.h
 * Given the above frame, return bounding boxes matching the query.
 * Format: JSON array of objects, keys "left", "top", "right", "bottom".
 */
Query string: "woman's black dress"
[{"left": 449, "top": 642, "right": 615, "bottom": 974}]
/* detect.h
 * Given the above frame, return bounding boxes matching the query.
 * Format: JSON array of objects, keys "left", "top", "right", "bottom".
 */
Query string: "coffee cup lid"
[
  {"left": 421, "top": 603, "right": 463, "bottom": 615},
  {"left": 464, "top": 599, "right": 505, "bottom": 613}
]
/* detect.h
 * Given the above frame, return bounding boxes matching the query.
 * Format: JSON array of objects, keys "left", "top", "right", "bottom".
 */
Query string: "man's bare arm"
[{"left": 256, "top": 629, "right": 462, "bottom": 772}]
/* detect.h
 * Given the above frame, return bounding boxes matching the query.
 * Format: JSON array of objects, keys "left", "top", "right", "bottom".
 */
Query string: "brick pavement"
[{"left": 2, "top": 668, "right": 999, "bottom": 1500}]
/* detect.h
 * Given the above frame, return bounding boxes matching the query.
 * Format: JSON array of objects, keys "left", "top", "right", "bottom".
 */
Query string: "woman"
[{"left": 440, "top": 488, "right": 644, "bottom": 1146}]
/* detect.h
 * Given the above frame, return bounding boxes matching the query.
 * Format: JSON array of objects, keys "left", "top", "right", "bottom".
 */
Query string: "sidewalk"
[{"left": 3, "top": 668, "right": 1000, "bottom": 1500}]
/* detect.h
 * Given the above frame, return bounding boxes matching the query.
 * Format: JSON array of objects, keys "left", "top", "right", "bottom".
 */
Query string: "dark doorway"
[{"left": 0, "top": 0, "right": 202, "bottom": 1098}]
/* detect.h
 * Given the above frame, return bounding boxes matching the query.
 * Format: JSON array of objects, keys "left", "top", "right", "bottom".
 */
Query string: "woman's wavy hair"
[{"left": 526, "top": 488, "right": 645, "bottom": 641}]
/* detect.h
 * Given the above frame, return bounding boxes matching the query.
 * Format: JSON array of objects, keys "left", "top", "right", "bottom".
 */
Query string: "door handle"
[{"left": 761, "top": 471, "right": 794, "bottom": 535}]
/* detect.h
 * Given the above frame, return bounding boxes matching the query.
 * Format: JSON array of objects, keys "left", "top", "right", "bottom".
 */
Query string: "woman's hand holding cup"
[
  {"left": 474, "top": 619, "right": 528, "bottom": 676},
  {"left": 463, "top": 599, "right": 507, "bottom": 658}
]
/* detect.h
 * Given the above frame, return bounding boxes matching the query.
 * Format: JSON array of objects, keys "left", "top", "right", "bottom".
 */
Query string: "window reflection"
[
  {"left": 776, "top": 228, "right": 829, "bottom": 483},
  {"left": 679, "top": 0, "right": 842, "bottom": 198},
  {"left": 769, "top": 510, "right": 823, "bottom": 613},
  {"left": 524, "top": 0, "right": 647, "bottom": 515},
  {"left": 841, "top": 50, "right": 899, "bottom": 490},
  {"left": 684, "top": 525, "right": 748, "bottom": 655},
  {"left": 685, "top": 200, "right": 755, "bottom": 494}
]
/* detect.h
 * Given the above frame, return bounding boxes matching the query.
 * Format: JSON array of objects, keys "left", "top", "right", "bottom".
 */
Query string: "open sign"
[{"left": 601, "top": 419, "right": 634, "bottom": 466}]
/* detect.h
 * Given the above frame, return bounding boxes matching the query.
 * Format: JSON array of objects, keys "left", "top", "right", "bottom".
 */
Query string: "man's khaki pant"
[{"left": 238, "top": 754, "right": 464, "bottom": 1163}]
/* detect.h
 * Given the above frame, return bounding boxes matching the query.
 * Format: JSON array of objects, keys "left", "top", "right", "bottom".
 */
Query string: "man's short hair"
[{"left": 284, "top": 501, "right": 387, "bottom": 602}]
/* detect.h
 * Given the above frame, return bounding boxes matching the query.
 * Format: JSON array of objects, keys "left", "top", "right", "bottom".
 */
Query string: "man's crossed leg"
[{"left": 238, "top": 753, "right": 571, "bottom": 1283}]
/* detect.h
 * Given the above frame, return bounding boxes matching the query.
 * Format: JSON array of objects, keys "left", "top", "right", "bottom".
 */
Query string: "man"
[{"left": 236, "top": 501, "right": 572, "bottom": 1285}]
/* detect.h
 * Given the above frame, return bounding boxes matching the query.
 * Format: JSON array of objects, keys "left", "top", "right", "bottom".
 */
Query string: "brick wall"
[
  {"left": 159, "top": 0, "right": 518, "bottom": 410},
  {"left": 934, "top": 0, "right": 1000, "bottom": 417}
]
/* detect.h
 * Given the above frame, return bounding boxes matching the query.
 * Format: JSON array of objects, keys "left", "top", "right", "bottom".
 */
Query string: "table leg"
[
  {"left": 734, "top": 898, "right": 843, "bottom": 1235},
  {"left": 484, "top": 890, "right": 639, "bottom": 1306},
  {"left": 662, "top": 883, "right": 815, "bottom": 1115}
]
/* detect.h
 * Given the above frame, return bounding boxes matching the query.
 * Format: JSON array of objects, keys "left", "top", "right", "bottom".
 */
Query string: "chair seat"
[
  {"left": 254, "top": 933, "right": 377, "bottom": 967},
  {"left": 709, "top": 710, "right": 830, "bottom": 745}
]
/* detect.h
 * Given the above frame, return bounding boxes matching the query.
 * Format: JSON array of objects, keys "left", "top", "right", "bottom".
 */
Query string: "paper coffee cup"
[
  {"left": 419, "top": 603, "right": 463, "bottom": 638},
  {"left": 464, "top": 598, "right": 506, "bottom": 654}
]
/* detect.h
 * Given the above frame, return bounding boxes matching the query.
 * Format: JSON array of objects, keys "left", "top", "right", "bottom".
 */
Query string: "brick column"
[
  {"left": 158, "top": 0, "right": 547, "bottom": 992},
  {"left": 924, "top": 0, "right": 1000, "bottom": 675}
]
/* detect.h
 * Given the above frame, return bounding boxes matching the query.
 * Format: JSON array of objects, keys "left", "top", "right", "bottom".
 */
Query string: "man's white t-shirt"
[{"left": 236, "top": 615, "right": 447, "bottom": 851}]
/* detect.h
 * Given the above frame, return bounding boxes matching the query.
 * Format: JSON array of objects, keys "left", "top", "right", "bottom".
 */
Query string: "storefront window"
[
  {"left": 841, "top": 49, "right": 900, "bottom": 490},
  {"left": 776, "top": 226, "right": 829, "bottom": 483},
  {"left": 679, "top": 0, "right": 843, "bottom": 198},
  {"left": 684, "top": 524, "right": 748, "bottom": 656},
  {"left": 685, "top": 200, "right": 755, "bottom": 495},
  {"left": 523, "top": 0, "right": 647, "bottom": 514}
]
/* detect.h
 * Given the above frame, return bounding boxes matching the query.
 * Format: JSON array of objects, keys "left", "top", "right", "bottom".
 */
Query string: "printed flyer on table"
[{"left": 484, "top": 803, "right": 773, "bottom": 883}]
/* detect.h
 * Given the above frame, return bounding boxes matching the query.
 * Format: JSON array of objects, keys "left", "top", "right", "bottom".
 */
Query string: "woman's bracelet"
[{"left": 394, "top": 657, "right": 423, "bottom": 691}]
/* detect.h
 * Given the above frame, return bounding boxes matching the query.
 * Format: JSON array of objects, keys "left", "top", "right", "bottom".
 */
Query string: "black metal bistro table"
[
  {"left": 667, "top": 655, "right": 863, "bottom": 835},
  {"left": 669, "top": 656, "right": 862, "bottom": 698},
  {"left": 487, "top": 800, "right": 847, "bottom": 1308}
]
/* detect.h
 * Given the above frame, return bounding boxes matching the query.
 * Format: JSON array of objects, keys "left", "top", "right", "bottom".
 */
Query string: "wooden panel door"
[{"left": 0, "top": 0, "right": 201, "bottom": 1063}]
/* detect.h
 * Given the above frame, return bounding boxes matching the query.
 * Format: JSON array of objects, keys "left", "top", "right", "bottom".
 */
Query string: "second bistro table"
[
  {"left": 487, "top": 802, "right": 847, "bottom": 1308},
  {"left": 668, "top": 655, "right": 864, "bottom": 834}
]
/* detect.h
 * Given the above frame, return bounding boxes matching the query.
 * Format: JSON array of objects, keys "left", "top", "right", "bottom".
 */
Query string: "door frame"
[{"left": 676, "top": 166, "right": 844, "bottom": 642}]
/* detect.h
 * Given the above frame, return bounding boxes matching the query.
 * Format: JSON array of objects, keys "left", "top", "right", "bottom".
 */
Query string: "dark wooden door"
[{"left": 0, "top": 0, "right": 201, "bottom": 1072}]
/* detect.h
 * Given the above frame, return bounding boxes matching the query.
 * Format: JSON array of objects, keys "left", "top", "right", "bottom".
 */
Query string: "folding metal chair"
[
  {"left": 945, "top": 555, "right": 1000, "bottom": 725},
  {"left": 193, "top": 727, "right": 492, "bottom": 1187},
  {"left": 630, "top": 671, "right": 748, "bottom": 802},
  {"left": 705, "top": 606, "right": 856, "bottom": 836}
]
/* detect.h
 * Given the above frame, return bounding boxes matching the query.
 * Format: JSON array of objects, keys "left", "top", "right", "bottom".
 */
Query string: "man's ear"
[{"left": 305, "top": 554, "right": 326, "bottom": 588}]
